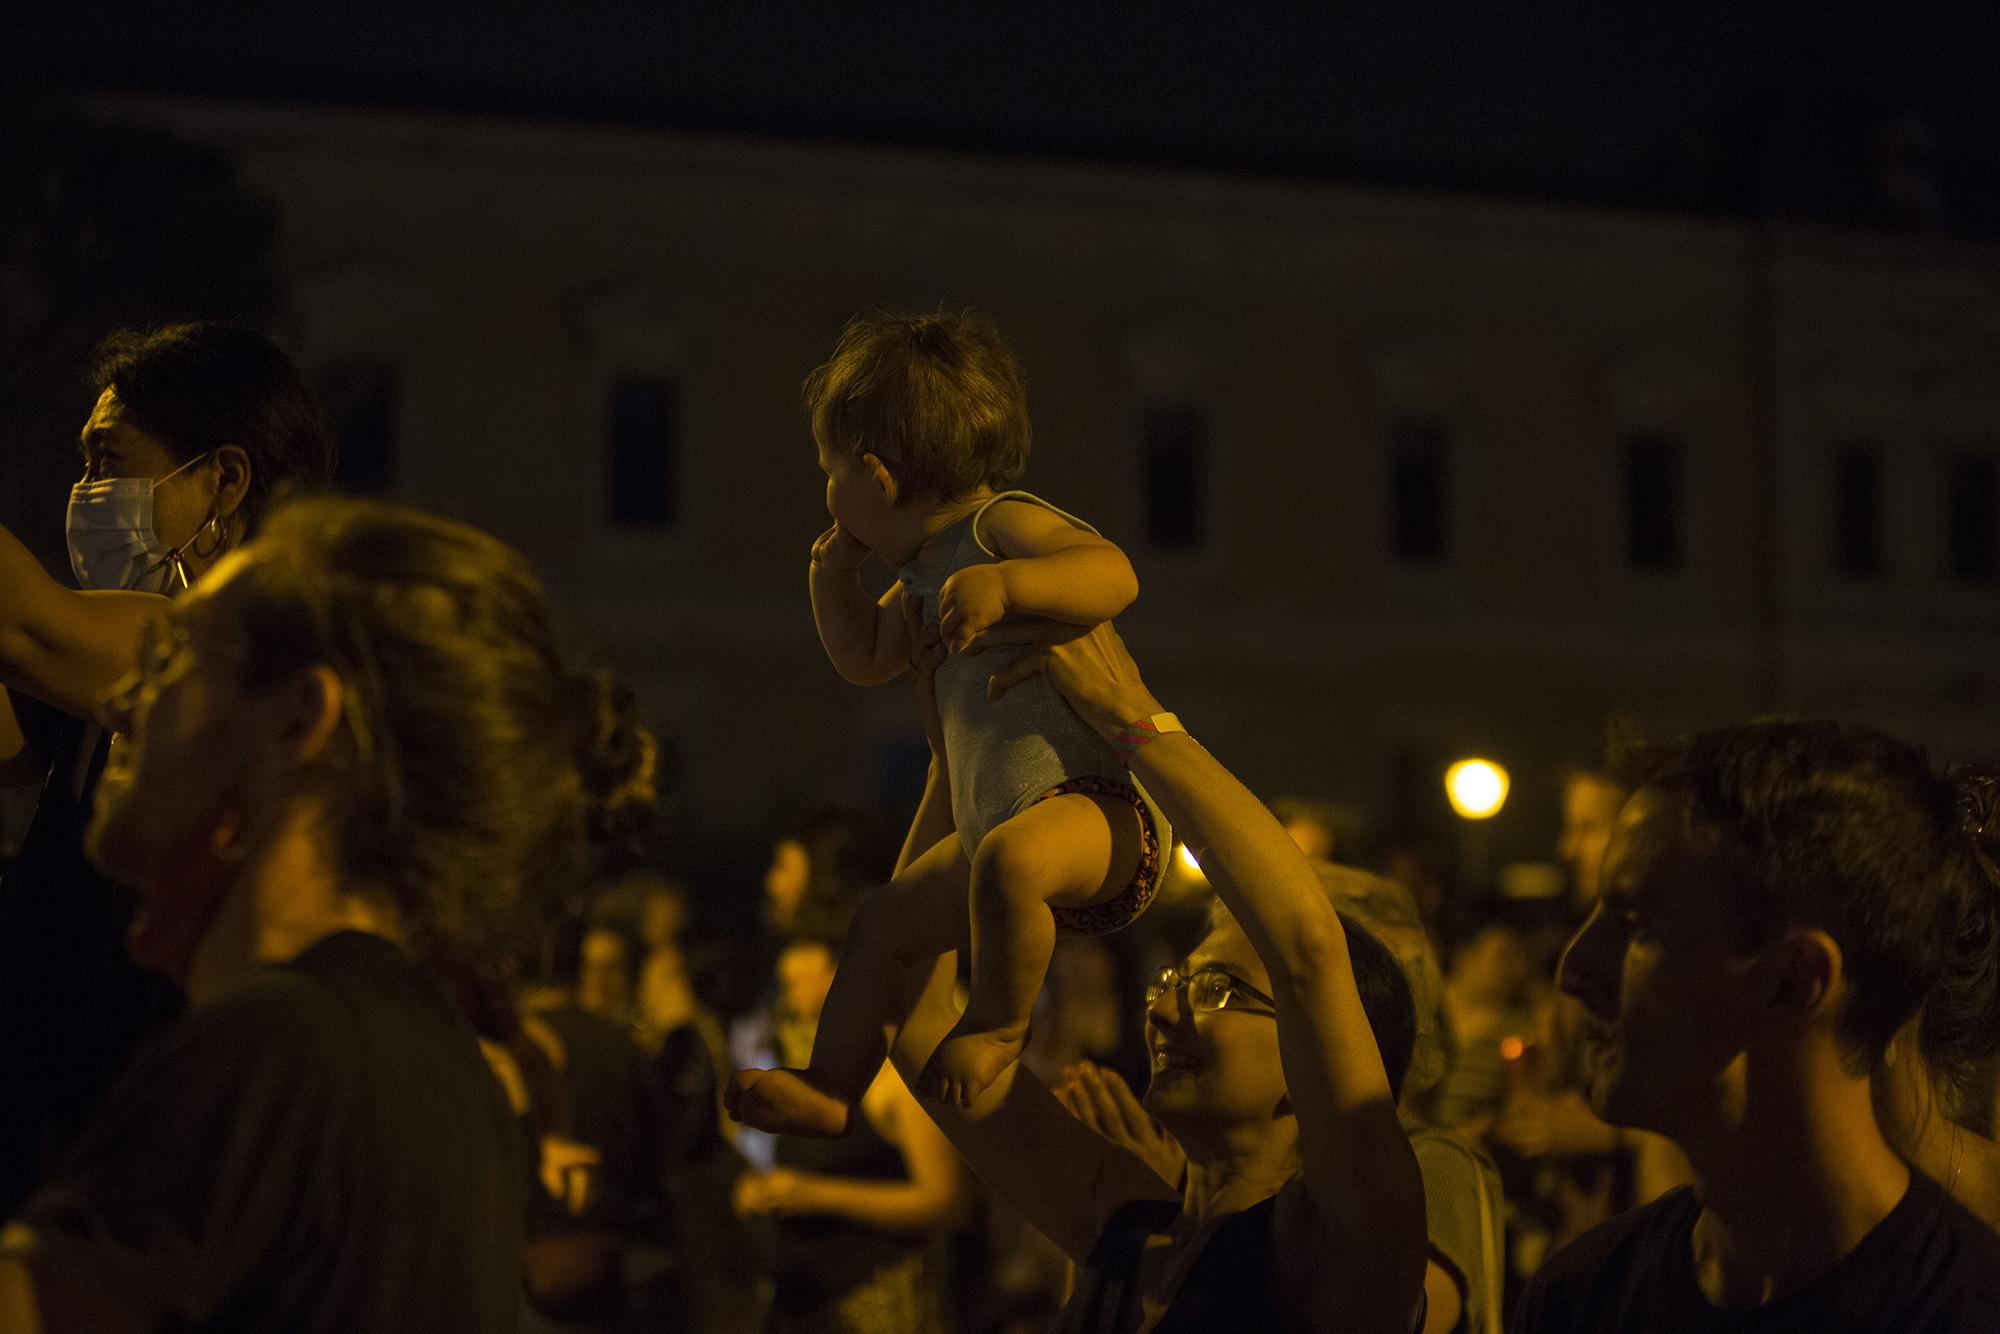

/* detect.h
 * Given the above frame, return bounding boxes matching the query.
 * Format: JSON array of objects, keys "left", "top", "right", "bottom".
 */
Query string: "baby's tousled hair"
[{"left": 804, "top": 309, "right": 1030, "bottom": 499}]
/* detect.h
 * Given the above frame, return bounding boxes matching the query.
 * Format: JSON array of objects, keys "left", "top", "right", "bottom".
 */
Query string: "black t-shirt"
[
  {"left": 1513, "top": 1170, "right": 2000, "bottom": 1334},
  {"left": 1054, "top": 1193, "right": 1296, "bottom": 1334},
  {"left": 0, "top": 693, "right": 182, "bottom": 1217},
  {"left": 533, "top": 1005, "right": 661, "bottom": 1232},
  {"left": 17, "top": 930, "right": 525, "bottom": 1334}
]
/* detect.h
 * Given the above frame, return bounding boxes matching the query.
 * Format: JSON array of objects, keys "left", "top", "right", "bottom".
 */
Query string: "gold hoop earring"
[
  {"left": 194, "top": 508, "right": 232, "bottom": 561},
  {"left": 211, "top": 805, "right": 252, "bottom": 863}
]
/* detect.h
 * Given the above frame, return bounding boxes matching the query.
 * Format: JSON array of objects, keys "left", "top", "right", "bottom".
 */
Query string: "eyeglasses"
[
  {"left": 1144, "top": 964, "right": 1278, "bottom": 1016},
  {"left": 129, "top": 616, "right": 241, "bottom": 695}
]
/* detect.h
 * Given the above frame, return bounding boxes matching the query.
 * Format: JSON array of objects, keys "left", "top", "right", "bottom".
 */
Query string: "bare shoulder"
[{"left": 979, "top": 497, "right": 1114, "bottom": 560}]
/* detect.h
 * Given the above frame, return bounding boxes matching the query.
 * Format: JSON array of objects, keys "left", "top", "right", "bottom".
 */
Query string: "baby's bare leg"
[
  {"left": 727, "top": 833, "right": 970, "bottom": 1137},
  {"left": 916, "top": 792, "right": 1141, "bottom": 1109}
]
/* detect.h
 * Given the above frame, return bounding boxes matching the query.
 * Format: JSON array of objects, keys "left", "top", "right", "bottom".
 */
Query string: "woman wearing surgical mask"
[
  {"left": 0, "top": 496, "right": 657, "bottom": 1333},
  {"left": 0, "top": 323, "right": 336, "bottom": 1218}
]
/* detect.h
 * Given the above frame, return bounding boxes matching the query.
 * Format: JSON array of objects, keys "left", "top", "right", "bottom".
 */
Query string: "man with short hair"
[{"left": 1513, "top": 719, "right": 2000, "bottom": 1332}]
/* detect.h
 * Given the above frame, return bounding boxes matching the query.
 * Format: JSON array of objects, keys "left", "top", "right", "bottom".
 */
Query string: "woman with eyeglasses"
[
  {"left": 887, "top": 617, "right": 1428, "bottom": 1334},
  {"left": 0, "top": 496, "right": 656, "bottom": 1333},
  {"left": 0, "top": 324, "right": 337, "bottom": 1218}
]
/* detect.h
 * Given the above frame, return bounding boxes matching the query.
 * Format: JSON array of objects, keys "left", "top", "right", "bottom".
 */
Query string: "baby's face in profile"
[{"left": 818, "top": 439, "right": 894, "bottom": 553}]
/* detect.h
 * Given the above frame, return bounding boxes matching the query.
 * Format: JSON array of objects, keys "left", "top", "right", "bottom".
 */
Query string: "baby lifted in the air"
[{"left": 727, "top": 310, "right": 1171, "bottom": 1135}]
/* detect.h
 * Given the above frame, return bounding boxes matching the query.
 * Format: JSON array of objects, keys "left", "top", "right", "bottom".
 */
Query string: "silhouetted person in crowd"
[
  {"left": 0, "top": 496, "right": 657, "bottom": 1331},
  {"left": 734, "top": 809, "right": 897, "bottom": 1172},
  {"left": 1428, "top": 918, "right": 1535, "bottom": 1132},
  {"left": 521, "top": 916, "right": 672, "bottom": 1333},
  {"left": 734, "top": 906, "right": 971, "bottom": 1334},
  {"left": 1514, "top": 721, "right": 2000, "bottom": 1332},
  {"left": 0, "top": 324, "right": 336, "bottom": 1214}
]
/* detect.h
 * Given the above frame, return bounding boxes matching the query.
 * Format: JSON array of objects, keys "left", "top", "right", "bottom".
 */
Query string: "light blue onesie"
[{"left": 897, "top": 491, "right": 1170, "bottom": 936}]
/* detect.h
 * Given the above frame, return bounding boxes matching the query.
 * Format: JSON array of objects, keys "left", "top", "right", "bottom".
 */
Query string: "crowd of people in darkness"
[{"left": 0, "top": 313, "right": 1995, "bottom": 1333}]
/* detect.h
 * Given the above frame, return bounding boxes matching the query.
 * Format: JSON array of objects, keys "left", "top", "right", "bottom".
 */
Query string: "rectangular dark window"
[
  {"left": 1947, "top": 450, "right": 1998, "bottom": 583},
  {"left": 315, "top": 361, "right": 398, "bottom": 494},
  {"left": 607, "top": 378, "right": 680, "bottom": 528},
  {"left": 1625, "top": 433, "right": 1684, "bottom": 571},
  {"left": 1139, "top": 404, "right": 1208, "bottom": 549},
  {"left": 1833, "top": 445, "right": 1883, "bottom": 579},
  {"left": 1389, "top": 421, "right": 1450, "bottom": 563}
]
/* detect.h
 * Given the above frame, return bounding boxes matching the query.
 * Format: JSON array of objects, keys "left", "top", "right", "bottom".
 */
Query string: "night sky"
[{"left": 8, "top": 3, "right": 1997, "bottom": 216}]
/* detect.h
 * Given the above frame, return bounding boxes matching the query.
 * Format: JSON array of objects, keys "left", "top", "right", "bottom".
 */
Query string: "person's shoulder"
[
  {"left": 1546, "top": 1187, "right": 1698, "bottom": 1275},
  {"left": 177, "top": 934, "right": 418, "bottom": 1051},
  {"left": 1909, "top": 1168, "right": 2000, "bottom": 1276},
  {"left": 976, "top": 492, "right": 1107, "bottom": 556},
  {"left": 176, "top": 960, "right": 350, "bottom": 1056},
  {"left": 1409, "top": 1124, "right": 1498, "bottom": 1179},
  {"left": 1836, "top": 1169, "right": 2000, "bottom": 1332},
  {"left": 1516, "top": 1188, "right": 1699, "bottom": 1330}
]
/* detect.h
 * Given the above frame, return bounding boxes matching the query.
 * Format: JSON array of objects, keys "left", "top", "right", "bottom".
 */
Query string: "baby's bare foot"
[
  {"left": 916, "top": 1022, "right": 1029, "bottom": 1109},
  {"left": 725, "top": 1067, "right": 853, "bottom": 1138}
]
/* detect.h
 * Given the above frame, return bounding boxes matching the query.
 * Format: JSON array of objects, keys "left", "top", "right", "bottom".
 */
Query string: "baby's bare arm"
[
  {"left": 809, "top": 524, "right": 912, "bottom": 686},
  {"left": 982, "top": 502, "right": 1138, "bottom": 626}
]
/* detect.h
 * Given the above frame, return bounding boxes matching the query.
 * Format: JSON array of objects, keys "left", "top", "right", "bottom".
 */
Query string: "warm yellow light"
[
  {"left": 1177, "top": 844, "right": 1205, "bottom": 879},
  {"left": 1445, "top": 758, "right": 1510, "bottom": 820}
]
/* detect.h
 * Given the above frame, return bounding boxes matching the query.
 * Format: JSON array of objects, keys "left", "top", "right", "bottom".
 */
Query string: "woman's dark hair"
[
  {"left": 219, "top": 496, "right": 658, "bottom": 1034},
  {"left": 1341, "top": 913, "right": 1417, "bottom": 1102},
  {"left": 1318, "top": 863, "right": 1446, "bottom": 1101},
  {"left": 1206, "top": 896, "right": 1415, "bottom": 1100},
  {"left": 1919, "top": 767, "right": 2000, "bottom": 1135},
  {"left": 89, "top": 322, "right": 337, "bottom": 534},
  {"left": 1613, "top": 718, "right": 1994, "bottom": 1072},
  {"left": 803, "top": 309, "right": 1030, "bottom": 498}
]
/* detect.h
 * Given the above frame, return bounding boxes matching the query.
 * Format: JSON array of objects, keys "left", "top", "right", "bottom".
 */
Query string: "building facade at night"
[{"left": 98, "top": 96, "right": 2000, "bottom": 865}]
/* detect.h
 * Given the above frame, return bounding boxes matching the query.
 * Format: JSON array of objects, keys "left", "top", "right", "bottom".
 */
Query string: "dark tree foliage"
[{"left": 0, "top": 86, "right": 280, "bottom": 567}]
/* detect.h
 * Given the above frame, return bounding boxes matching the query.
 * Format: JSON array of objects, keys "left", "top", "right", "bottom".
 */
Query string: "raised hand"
[
  {"left": 1053, "top": 1060, "right": 1187, "bottom": 1190},
  {"left": 811, "top": 521, "right": 871, "bottom": 573},
  {"left": 984, "top": 619, "right": 1159, "bottom": 727},
  {"left": 936, "top": 563, "right": 1011, "bottom": 654}
]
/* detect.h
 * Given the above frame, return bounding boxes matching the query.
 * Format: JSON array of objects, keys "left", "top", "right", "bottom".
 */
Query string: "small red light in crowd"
[{"left": 1500, "top": 1036, "right": 1525, "bottom": 1062}]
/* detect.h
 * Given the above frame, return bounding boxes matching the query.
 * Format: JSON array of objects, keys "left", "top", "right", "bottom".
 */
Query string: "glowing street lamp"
[
  {"left": 1445, "top": 756, "right": 1510, "bottom": 898},
  {"left": 1445, "top": 759, "right": 1510, "bottom": 820}
]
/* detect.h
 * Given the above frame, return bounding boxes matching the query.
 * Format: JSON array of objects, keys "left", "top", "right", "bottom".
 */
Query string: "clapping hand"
[{"left": 1053, "top": 1060, "right": 1187, "bottom": 1190}]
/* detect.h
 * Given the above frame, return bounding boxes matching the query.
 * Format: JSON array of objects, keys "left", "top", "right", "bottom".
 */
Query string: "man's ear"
[
  {"left": 1764, "top": 928, "right": 1842, "bottom": 1031},
  {"left": 211, "top": 444, "right": 253, "bottom": 531},
  {"left": 859, "top": 452, "right": 901, "bottom": 506},
  {"left": 277, "top": 665, "right": 346, "bottom": 770}
]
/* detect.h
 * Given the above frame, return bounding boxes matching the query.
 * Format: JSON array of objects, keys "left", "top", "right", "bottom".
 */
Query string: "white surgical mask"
[{"left": 66, "top": 452, "right": 215, "bottom": 592}]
